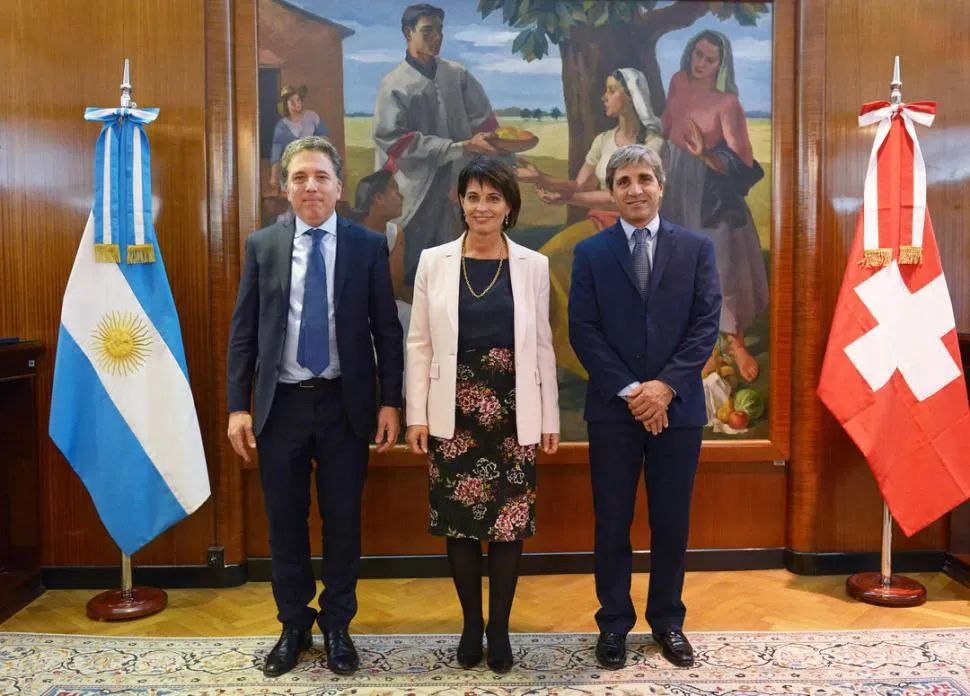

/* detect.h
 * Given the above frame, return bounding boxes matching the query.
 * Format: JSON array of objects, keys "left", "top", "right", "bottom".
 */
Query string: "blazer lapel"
[
  {"left": 649, "top": 216, "right": 676, "bottom": 295},
  {"left": 606, "top": 222, "right": 639, "bottom": 292},
  {"left": 333, "top": 216, "right": 352, "bottom": 309},
  {"left": 275, "top": 219, "right": 297, "bottom": 300},
  {"left": 442, "top": 235, "right": 463, "bottom": 337},
  {"left": 507, "top": 239, "right": 528, "bottom": 355}
]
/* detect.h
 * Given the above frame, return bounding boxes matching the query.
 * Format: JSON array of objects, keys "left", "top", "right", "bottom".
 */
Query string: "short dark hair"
[
  {"left": 401, "top": 4, "right": 444, "bottom": 38},
  {"left": 457, "top": 157, "right": 522, "bottom": 231},
  {"left": 280, "top": 136, "right": 343, "bottom": 186},
  {"left": 348, "top": 170, "right": 396, "bottom": 221}
]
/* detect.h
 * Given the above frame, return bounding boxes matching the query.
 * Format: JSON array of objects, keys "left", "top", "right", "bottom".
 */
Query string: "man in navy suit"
[
  {"left": 227, "top": 136, "right": 403, "bottom": 677},
  {"left": 569, "top": 144, "right": 721, "bottom": 669}
]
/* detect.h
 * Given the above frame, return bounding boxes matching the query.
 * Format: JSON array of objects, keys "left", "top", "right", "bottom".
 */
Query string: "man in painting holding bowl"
[{"left": 373, "top": 3, "right": 501, "bottom": 286}]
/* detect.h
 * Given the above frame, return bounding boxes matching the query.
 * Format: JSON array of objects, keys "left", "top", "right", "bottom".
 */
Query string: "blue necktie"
[
  {"left": 632, "top": 227, "right": 652, "bottom": 297},
  {"left": 296, "top": 228, "right": 330, "bottom": 375}
]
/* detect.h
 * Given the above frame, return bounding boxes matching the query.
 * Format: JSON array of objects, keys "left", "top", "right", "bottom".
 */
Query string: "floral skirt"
[{"left": 428, "top": 347, "right": 537, "bottom": 541}]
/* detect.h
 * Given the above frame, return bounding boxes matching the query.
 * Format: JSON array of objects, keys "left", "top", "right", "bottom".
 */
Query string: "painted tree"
[
  {"left": 479, "top": 0, "right": 769, "bottom": 201},
  {"left": 549, "top": 106, "right": 563, "bottom": 120}
]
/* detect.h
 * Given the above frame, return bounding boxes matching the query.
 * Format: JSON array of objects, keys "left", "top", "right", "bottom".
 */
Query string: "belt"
[{"left": 281, "top": 376, "right": 341, "bottom": 389}]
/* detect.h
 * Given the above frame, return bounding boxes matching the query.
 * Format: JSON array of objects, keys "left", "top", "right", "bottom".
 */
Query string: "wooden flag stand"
[
  {"left": 846, "top": 503, "right": 927, "bottom": 607},
  {"left": 87, "top": 552, "right": 167, "bottom": 620}
]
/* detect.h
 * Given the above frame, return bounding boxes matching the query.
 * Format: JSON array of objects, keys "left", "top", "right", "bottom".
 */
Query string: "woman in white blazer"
[{"left": 406, "top": 158, "right": 560, "bottom": 672}]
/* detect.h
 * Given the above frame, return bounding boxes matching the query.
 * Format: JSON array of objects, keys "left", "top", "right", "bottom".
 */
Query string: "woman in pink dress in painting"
[{"left": 661, "top": 30, "right": 768, "bottom": 382}]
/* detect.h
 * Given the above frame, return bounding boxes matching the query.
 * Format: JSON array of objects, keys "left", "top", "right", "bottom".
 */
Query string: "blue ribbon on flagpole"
[{"left": 84, "top": 106, "right": 160, "bottom": 264}]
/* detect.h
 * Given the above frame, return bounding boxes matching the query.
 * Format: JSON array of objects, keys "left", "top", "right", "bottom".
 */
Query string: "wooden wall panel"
[
  {"left": 205, "top": 0, "right": 246, "bottom": 566},
  {"left": 789, "top": 0, "right": 968, "bottom": 553},
  {"left": 0, "top": 0, "right": 215, "bottom": 566},
  {"left": 243, "top": 461, "right": 787, "bottom": 558},
  {"left": 788, "top": 0, "right": 828, "bottom": 555}
]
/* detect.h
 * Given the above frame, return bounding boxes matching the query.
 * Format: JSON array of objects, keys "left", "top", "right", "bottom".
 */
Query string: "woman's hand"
[
  {"left": 463, "top": 131, "right": 500, "bottom": 155},
  {"left": 536, "top": 186, "right": 567, "bottom": 205},
  {"left": 515, "top": 160, "right": 541, "bottom": 183},
  {"left": 683, "top": 118, "right": 705, "bottom": 157},
  {"left": 406, "top": 425, "right": 429, "bottom": 454},
  {"left": 541, "top": 433, "right": 560, "bottom": 455}
]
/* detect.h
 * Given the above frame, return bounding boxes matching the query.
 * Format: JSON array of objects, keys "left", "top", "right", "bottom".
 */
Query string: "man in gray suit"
[{"left": 227, "top": 136, "right": 403, "bottom": 677}]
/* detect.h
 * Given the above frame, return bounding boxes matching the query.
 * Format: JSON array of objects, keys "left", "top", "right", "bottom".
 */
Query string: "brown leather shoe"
[
  {"left": 595, "top": 632, "right": 626, "bottom": 669},
  {"left": 652, "top": 630, "right": 694, "bottom": 667}
]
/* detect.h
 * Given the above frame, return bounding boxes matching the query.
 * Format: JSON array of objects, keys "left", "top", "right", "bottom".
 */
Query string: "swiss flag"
[{"left": 817, "top": 102, "right": 970, "bottom": 536}]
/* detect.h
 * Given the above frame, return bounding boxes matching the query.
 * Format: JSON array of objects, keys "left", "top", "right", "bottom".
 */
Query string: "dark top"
[
  {"left": 405, "top": 53, "right": 437, "bottom": 80},
  {"left": 458, "top": 258, "right": 515, "bottom": 350}
]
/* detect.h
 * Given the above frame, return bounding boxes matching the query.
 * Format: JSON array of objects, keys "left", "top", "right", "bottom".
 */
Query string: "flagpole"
[
  {"left": 84, "top": 60, "right": 169, "bottom": 622},
  {"left": 880, "top": 503, "right": 892, "bottom": 580},
  {"left": 844, "top": 57, "right": 927, "bottom": 608}
]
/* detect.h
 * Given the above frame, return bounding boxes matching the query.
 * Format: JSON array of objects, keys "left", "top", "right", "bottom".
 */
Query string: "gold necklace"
[{"left": 461, "top": 236, "right": 506, "bottom": 299}]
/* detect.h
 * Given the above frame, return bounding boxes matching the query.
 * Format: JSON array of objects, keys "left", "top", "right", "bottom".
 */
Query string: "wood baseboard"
[
  {"left": 943, "top": 553, "right": 970, "bottom": 588},
  {"left": 0, "top": 570, "right": 43, "bottom": 624},
  {"left": 36, "top": 549, "right": 951, "bottom": 590},
  {"left": 784, "top": 550, "right": 947, "bottom": 576}
]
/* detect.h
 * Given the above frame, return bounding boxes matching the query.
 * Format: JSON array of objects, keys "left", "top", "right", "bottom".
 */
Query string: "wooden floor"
[{"left": 2, "top": 571, "right": 968, "bottom": 637}]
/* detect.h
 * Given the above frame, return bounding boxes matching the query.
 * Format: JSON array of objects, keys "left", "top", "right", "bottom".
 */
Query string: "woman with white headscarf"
[
  {"left": 516, "top": 67, "right": 664, "bottom": 378},
  {"left": 661, "top": 30, "right": 768, "bottom": 384}
]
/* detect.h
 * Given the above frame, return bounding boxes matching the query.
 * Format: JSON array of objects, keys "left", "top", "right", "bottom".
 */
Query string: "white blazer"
[{"left": 406, "top": 234, "right": 560, "bottom": 444}]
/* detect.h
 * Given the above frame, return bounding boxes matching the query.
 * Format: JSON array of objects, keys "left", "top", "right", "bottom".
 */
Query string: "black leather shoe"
[
  {"left": 456, "top": 631, "right": 484, "bottom": 669},
  {"left": 485, "top": 631, "right": 513, "bottom": 673},
  {"left": 324, "top": 627, "right": 360, "bottom": 675},
  {"left": 653, "top": 630, "right": 694, "bottom": 667},
  {"left": 263, "top": 627, "right": 312, "bottom": 677},
  {"left": 595, "top": 632, "right": 626, "bottom": 669}
]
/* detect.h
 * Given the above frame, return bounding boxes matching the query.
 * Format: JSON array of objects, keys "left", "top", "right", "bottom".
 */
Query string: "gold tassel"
[
  {"left": 898, "top": 245, "right": 923, "bottom": 265},
  {"left": 126, "top": 244, "right": 156, "bottom": 264},
  {"left": 94, "top": 244, "right": 120, "bottom": 263},
  {"left": 858, "top": 248, "right": 892, "bottom": 268}
]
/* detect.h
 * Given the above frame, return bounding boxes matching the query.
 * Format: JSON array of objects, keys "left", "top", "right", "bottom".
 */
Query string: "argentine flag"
[{"left": 49, "top": 106, "right": 209, "bottom": 556}]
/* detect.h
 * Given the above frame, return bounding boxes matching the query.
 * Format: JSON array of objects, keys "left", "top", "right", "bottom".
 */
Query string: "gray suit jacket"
[{"left": 227, "top": 216, "right": 403, "bottom": 437}]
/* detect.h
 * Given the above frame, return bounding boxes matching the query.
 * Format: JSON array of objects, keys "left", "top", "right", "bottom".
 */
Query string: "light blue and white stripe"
[{"left": 85, "top": 106, "right": 159, "bottom": 253}]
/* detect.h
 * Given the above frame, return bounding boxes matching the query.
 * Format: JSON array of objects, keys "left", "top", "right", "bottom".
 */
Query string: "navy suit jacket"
[
  {"left": 227, "top": 216, "right": 404, "bottom": 438},
  {"left": 568, "top": 216, "right": 721, "bottom": 427}
]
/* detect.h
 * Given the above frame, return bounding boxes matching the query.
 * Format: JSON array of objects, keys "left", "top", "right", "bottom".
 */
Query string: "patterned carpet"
[{"left": 2, "top": 628, "right": 969, "bottom": 695}]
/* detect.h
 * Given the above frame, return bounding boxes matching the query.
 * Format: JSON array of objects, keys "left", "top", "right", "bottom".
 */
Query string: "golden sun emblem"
[{"left": 92, "top": 311, "right": 153, "bottom": 376}]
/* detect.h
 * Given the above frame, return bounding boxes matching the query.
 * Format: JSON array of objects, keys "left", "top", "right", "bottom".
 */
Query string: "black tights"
[{"left": 446, "top": 537, "right": 522, "bottom": 660}]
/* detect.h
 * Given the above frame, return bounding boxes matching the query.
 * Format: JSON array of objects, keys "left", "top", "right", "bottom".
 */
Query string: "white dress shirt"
[
  {"left": 279, "top": 212, "right": 341, "bottom": 382},
  {"left": 618, "top": 213, "right": 660, "bottom": 399}
]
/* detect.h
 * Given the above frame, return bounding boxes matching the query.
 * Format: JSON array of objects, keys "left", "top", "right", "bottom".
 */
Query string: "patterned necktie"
[
  {"left": 296, "top": 228, "right": 330, "bottom": 375},
  {"left": 632, "top": 226, "right": 652, "bottom": 297}
]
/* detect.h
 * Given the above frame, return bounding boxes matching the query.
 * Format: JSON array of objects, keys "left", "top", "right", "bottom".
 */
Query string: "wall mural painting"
[{"left": 257, "top": 0, "right": 773, "bottom": 442}]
